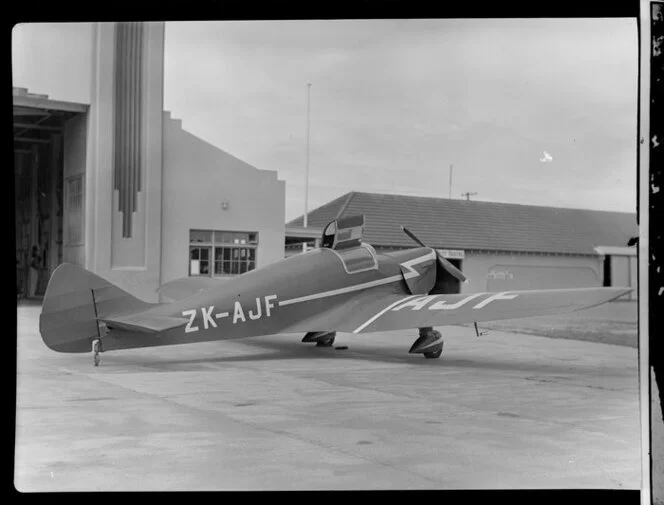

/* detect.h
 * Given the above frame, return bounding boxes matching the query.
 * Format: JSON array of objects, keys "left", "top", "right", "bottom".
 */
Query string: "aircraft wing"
[{"left": 302, "top": 287, "right": 633, "bottom": 335}]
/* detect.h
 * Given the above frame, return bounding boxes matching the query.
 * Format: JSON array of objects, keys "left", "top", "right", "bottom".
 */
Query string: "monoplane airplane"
[{"left": 39, "top": 215, "right": 631, "bottom": 366}]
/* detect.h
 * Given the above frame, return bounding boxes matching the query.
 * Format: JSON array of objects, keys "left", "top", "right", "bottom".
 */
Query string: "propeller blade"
[
  {"left": 401, "top": 225, "right": 468, "bottom": 283},
  {"left": 401, "top": 226, "right": 427, "bottom": 247},
  {"left": 435, "top": 250, "right": 467, "bottom": 283}
]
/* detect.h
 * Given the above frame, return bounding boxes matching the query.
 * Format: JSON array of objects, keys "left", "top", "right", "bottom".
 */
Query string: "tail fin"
[{"left": 39, "top": 263, "right": 152, "bottom": 353}]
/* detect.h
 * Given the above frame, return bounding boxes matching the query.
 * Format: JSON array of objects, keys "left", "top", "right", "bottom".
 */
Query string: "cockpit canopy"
[{"left": 321, "top": 214, "right": 365, "bottom": 250}]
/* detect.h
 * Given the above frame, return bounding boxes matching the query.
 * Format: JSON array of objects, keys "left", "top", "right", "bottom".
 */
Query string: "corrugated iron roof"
[{"left": 287, "top": 192, "right": 637, "bottom": 255}]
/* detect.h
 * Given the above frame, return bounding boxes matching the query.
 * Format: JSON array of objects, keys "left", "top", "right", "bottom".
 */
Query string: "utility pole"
[
  {"left": 303, "top": 83, "right": 311, "bottom": 228},
  {"left": 448, "top": 164, "right": 453, "bottom": 199},
  {"left": 461, "top": 192, "right": 477, "bottom": 201}
]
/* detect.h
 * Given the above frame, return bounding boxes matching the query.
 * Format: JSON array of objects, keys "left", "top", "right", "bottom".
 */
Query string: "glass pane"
[
  {"left": 231, "top": 261, "right": 239, "bottom": 274},
  {"left": 214, "top": 260, "right": 222, "bottom": 275},
  {"left": 222, "top": 261, "right": 231, "bottom": 274},
  {"left": 190, "top": 260, "right": 201, "bottom": 275},
  {"left": 190, "top": 248, "right": 200, "bottom": 260},
  {"left": 240, "top": 248, "right": 247, "bottom": 259},
  {"left": 223, "top": 248, "right": 231, "bottom": 261},
  {"left": 232, "top": 249, "right": 239, "bottom": 259},
  {"left": 215, "top": 232, "right": 230, "bottom": 244},
  {"left": 324, "top": 221, "right": 336, "bottom": 235},
  {"left": 200, "top": 248, "right": 210, "bottom": 260},
  {"left": 239, "top": 262, "right": 247, "bottom": 274},
  {"left": 248, "top": 248, "right": 256, "bottom": 260},
  {"left": 248, "top": 261, "right": 255, "bottom": 271},
  {"left": 339, "top": 246, "right": 376, "bottom": 273},
  {"left": 200, "top": 260, "right": 209, "bottom": 274},
  {"left": 214, "top": 247, "right": 223, "bottom": 260},
  {"left": 190, "top": 230, "right": 212, "bottom": 243},
  {"left": 248, "top": 233, "right": 258, "bottom": 244}
]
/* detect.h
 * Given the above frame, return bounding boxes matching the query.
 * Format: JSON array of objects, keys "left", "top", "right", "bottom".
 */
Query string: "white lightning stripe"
[
  {"left": 279, "top": 251, "right": 436, "bottom": 307},
  {"left": 401, "top": 249, "right": 436, "bottom": 275},
  {"left": 352, "top": 295, "right": 422, "bottom": 334}
]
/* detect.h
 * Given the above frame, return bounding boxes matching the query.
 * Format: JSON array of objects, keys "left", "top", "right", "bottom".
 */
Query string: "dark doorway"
[
  {"left": 603, "top": 255, "right": 612, "bottom": 287},
  {"left": 432, "top": 258, "right": 462, "bottom": 294},
  {"left": 14, "top": 108, "right": 74, "bottom": 298}
]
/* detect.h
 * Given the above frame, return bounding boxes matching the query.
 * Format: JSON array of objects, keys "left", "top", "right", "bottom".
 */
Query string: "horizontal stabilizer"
[{"left": 101, "top": 313, "right": 188, "bottom": 333}]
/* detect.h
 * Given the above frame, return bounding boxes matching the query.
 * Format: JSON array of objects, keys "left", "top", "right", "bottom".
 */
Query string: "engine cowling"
[{"left": 399, "top": 253, "right": 438, "bottom": 295}]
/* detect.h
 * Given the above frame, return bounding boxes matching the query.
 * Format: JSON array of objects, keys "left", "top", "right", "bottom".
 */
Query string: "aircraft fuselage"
[{"left": 102, "top": 246, "right": 436, "bottom": 351}]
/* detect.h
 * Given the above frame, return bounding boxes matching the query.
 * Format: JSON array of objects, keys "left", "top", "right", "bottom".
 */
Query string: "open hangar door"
[{"left": 14, "top": 89, "right": 87, "bottom": 299}]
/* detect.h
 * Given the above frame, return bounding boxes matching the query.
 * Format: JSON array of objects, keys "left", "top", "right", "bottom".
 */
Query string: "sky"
[
  {"left": 13, "top": 19, "right": 638, "bottom": 222},
  {"left": 162, "top": 19, "right": 638, "bottom": 222}
]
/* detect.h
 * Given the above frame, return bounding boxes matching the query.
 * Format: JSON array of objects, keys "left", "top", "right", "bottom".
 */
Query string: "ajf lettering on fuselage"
[{"left": 182, "top": 295, "right": 278, "bottom": 333}]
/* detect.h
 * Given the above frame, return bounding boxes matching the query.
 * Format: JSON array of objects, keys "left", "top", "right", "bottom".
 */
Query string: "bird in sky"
[{"left": 540, "top": 151, "right": 553, "bottom": 163}]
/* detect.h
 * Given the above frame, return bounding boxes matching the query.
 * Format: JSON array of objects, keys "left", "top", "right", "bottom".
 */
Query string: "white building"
[{"left": 13, "top": 23, "right": 285, "bottom": 302}]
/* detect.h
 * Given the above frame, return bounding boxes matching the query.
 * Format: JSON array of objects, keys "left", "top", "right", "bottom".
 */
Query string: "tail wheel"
[{"left": 92, "top": 339, "right": 102, "bottom": 367}]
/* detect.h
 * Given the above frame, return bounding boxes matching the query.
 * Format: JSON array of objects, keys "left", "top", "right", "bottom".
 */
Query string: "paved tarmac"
[{"left": 15, "top": 302, "right": 641, "bottom": 491}]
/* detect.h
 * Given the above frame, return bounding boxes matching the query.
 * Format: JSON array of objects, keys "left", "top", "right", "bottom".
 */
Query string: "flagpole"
[
  {"left": 304, "top": 83, "right": 311, "bottom": 228},
  {"left": 448, "top": 164, "right": 453, "bottom": 199}
]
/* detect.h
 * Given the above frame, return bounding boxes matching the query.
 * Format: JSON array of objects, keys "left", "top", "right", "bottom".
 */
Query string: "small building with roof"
[{"left": 286, "top": 191, "right": 638, "bottom": 300}]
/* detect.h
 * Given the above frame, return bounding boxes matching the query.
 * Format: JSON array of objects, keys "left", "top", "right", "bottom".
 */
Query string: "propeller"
[{"left": 401, "top": 225, "right": 468, "bottom": 283}]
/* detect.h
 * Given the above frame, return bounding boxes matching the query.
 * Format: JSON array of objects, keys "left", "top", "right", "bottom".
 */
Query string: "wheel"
[
  {"left": 423, "top": 340, "right": 443, "bottom": 359},
  {"left": 423, "top": 348, "right": 442, "bottom": 359},
  {"left": 316, "top": 335, "right": 335, "bottom": 347}
]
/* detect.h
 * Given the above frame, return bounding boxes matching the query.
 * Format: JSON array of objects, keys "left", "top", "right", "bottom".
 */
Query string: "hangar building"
[
  {"left": 14, "top": 22, "right": 285, "bottom": 302},
  {"left": 286, "top": 191, "right": 638, "bottom": 300}
]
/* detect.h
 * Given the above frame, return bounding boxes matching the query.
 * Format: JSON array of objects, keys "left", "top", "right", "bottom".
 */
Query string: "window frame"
[{"left": 189, "top": 230, "right": 258, "bottom": 278}]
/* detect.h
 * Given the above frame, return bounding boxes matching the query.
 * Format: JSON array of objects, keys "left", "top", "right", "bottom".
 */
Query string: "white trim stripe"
[
  {"left": 278, "top": 274, "right": 403, "bottom": 306},
  {"left": 352, "top": 295, "right": 422, "bottom": 334},
  {"left": 278, "top": 251, "right": 436, "bottom": 307}
]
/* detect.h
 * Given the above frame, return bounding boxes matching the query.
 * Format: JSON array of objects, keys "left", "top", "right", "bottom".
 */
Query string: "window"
[
  {"left": 333, "top": 244, "right": 378, "bottom": 274},
  {"left": 189, "top": 230, "right": 258, "bottom": 277},
  {"left": 64, "top": 175, "right": 84, "bottom": 245}
]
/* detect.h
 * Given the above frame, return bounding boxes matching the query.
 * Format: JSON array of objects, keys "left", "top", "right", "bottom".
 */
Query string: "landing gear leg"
[{"left": 409, "top": 327, "right": 444, "bottom": 359}]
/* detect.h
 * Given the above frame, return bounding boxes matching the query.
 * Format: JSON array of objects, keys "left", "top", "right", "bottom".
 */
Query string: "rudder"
[{"left": 39, "top": 264, "right": 152, "bottom": 353}]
